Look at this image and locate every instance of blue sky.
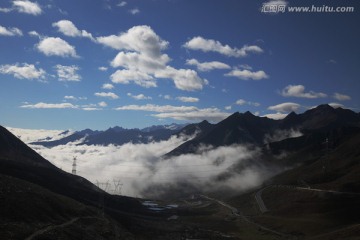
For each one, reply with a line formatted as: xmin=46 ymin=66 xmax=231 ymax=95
xmin=0 ymin=0 xmax=359 ymax=130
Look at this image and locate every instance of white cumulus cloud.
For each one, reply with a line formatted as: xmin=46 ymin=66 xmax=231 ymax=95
xmin=155 ymin=67 xmax=206 ymax=91
xmin=12 ymin=0 xmax=42 ymax=15
xmin=0 ymin=63 xmax=46 ymax=80
xmin=37 ymin=37 xmax=78 ymax=58
xmin=97 ymin=25 xmax=206 ymax=91
xmin=52 ymin=20 xmax=94 ymax=40
xmin=110 ymin=69 xmax=157 ymax=88
xmin=225 ymin=69 xmax=268 ymax=80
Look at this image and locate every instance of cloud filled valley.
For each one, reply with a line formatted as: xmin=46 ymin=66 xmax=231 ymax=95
xmin=10 ymin=127 xmax=278 ymax=199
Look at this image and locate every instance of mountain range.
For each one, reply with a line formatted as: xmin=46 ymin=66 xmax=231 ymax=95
xmin=31 ymin=105 xmax=360 ymax=161
xmin=166 ymin=104 xmax=360 ymax=156
xmin=31 ymin=123 xmax=187 ymax=147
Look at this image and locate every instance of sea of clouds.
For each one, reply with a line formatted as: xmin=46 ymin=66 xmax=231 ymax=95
xmin=7 ymin=127 xmax=281 ymax=199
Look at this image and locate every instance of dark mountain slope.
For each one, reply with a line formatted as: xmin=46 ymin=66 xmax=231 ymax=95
xmin=269 ymin=128 xmax=360 ymax=191
xmin=226 ymin=129 xmax=360 ymax=239
xmin=166 ymin=111 xmax=277 ymax=156
xmin=166 ymin=105 xmax=360 ymax=157
xmin=280 ymin=104 xmax=360 ymax=131
xmin=0 ymin=126 xmax=56 ymax=168
xmin=0 ymin=174 xmax=133 ymax=240
xmin=0 ymin=126 xmax=142 ymax=214
xmin=176 ymin=120 xmax=214 ymax=137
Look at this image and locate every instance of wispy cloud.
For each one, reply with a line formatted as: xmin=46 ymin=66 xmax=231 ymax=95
xmin=116 ymin=104 xmax=230 ymax=122
xmin=117 ymin=1 xmax=127 ymax=7
xmin=101 ymin=83 xmax=114 ymax=89
xmin=185 ymin=58 xmax=230 ymax=72
xmin=0 ymin=25 xmax=23 ymax=36
xmin=235 ymin=99 xmax=260 ymax=107
xmin=28 ymin=30 xmax=40 ymax=38
xmin=328 ymin=102 xmax=345 ymax=109
xmin=333 ymin=92 xmax=351 ymax=101
xmin=64 ymin=96 xmax=87 ymax=101
xmin=98 ymin=66 xmax=108 ymax=71
xmin=268 ymin=102 xmax=300 ymax=112
xmin=262 ymin=112 xmax=288 ymax=120
xmin=54 ymin=65 xmax=81 ymax=82
xmin=183 ymin=36 xmax=263 ymax=57
xmin=176 ymin=96 xmax=199 ymax=103
xmin=94 ymin=92 xmax=119 ymax=99
xmin=20 ymin=102 xmax=78 ymax=109
xmin=129 ymin=8 xmax=140 ymax=15
xmin=98 ymin=101 xmax=107 ymax=107
xmin=127 ymin=93 xmax=152 ymax=100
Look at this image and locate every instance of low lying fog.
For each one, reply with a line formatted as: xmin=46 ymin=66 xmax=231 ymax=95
xmin=9 ymin=127 xmax=284 ymax=199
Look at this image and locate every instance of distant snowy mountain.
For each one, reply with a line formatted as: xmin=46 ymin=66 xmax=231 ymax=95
xmin=26 ymin=123 xmax=189 ymax=147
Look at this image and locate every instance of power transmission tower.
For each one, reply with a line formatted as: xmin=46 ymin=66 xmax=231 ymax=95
xmin=95 ymin=180 xmax=110 ymax=217
xmin=321 ymin=137 xmax=332 ymax=179
xmin=72 ymin=156 xmax=77 ymax=175
xmin=112 ymin=179 xmax=123 ymax=195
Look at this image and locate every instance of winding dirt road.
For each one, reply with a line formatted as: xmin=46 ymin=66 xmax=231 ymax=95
xmin=25 ymin=217 xmax=80 ymax=240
